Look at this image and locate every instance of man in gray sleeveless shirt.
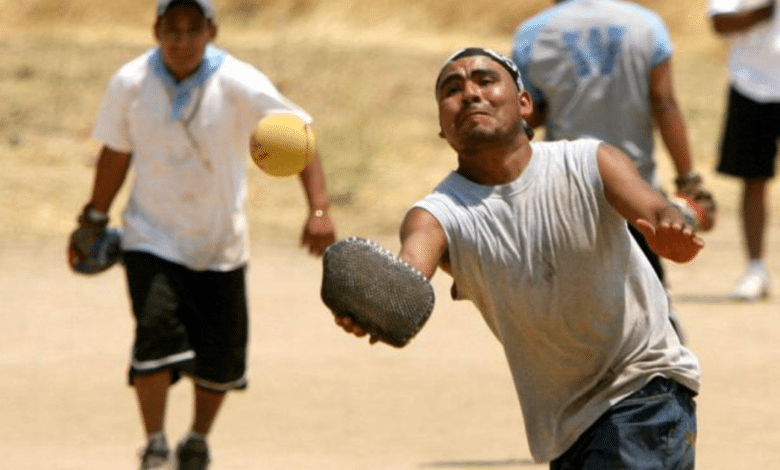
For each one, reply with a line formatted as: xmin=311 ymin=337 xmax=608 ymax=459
xmin=336 ymin=49 xmax=702 ymax=469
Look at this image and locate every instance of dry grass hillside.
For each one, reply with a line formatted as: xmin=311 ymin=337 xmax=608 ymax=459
xmin=1 ymin=0 xmax=730 ymax=242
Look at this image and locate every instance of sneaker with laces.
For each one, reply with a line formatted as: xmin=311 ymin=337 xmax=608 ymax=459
xmin=731 ymin=269 xmax=769 ymax=301
xmin=139 ymin=442 xmax=170 ymax=469
xmin=176 ymin=436 xmax=210 ymax=470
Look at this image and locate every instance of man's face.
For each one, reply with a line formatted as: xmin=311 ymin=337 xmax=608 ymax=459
xmin=154 ymin=4 xmax=216 ymax=81
xmin=436 ymin=55 xmax=530 ymax=152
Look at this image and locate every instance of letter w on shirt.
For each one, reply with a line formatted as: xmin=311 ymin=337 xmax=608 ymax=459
xmin=561 ymin=26 xmax=627 ymax=77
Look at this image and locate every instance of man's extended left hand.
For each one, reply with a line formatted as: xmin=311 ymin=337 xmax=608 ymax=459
xmin=634 ymin=218 xmax=704 ymax=263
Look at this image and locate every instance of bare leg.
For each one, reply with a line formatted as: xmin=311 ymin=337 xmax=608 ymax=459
xmin=731 ymin=178 xmax=771 ymax=300
xmin=135 ymin=369 xmax=172 ymax=435
xmin=743 ymin=178 xmax=768 ymax=261
xmin=175 ymin=387 xmax=223 ymax=470
xmin=191 ymin=385 xmax=226 ymax=435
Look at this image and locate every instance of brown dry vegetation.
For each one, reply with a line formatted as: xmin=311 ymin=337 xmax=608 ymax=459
xmin=1 ymin=0 xmax=730 ymax=242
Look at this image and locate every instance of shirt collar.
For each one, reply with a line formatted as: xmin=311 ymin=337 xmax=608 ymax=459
xmin=150 ymin=45 xmax=226 ymax=119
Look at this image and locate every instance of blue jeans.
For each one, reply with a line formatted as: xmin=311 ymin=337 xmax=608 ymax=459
xmin=550 ymin=376 xmax=697 ymax=470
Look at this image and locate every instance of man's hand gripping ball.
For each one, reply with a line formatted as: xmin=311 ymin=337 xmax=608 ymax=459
xmin=673 ymin=172 xmax=717 ymax=232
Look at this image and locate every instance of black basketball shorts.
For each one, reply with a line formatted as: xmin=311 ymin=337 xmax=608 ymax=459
xmin=123 ymin=251 xmax=248 ymax=391
xmin=717 ymin=86 xmax=780 ymax=179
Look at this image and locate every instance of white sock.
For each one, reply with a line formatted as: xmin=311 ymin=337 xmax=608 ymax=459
xmin=147 ymin=431 xmax=168 ymax=449
xmin=748 ymin=260 xmax=767 ymax=274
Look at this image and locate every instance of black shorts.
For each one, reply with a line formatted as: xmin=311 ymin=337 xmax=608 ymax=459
xmin=124 ymin=251 xmax=248 ymax=391
xmin=627 ymin=224 xmax=665 ymax=285
xmin=717 ymin=87 xmax=780 ymax=179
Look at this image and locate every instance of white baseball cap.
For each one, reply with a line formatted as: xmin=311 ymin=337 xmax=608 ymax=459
xmin=157 ymin=0 xmax=215 ymax=20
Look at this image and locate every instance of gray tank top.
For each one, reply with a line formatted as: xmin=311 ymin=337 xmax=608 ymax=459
xmin=413 ymin=139 xmax=700 ymax=462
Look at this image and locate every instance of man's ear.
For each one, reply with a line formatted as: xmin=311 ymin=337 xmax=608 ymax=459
xmin=522 ymin=90 xmax=548 ymax=129
xmin=518 ymin=91 xmax=534 ymax=118
xmin=439 ymin=129 xmax=445 ymax=139
xmin=153 ymin=19 xmax=162 ymax=41
xmin=208 ymin=23 xmax=218 ymax=41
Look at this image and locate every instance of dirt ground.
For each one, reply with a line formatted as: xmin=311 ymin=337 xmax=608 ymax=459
xmin=2 ymin=201 xmax=780 ymax=470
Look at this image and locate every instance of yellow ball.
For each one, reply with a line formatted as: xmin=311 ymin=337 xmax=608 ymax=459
xmin=249 ymin=113 xmax=315 ymax=177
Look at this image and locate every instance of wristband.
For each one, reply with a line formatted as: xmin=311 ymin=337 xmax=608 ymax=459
xmin=80 ymin=204 xmax=109 ymax=224
xmin=674 ymin=172 xmax=702 ymax=189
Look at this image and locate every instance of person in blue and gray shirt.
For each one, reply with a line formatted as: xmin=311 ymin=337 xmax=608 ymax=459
xmin=512 ymin=0 xmax=708 ymax=340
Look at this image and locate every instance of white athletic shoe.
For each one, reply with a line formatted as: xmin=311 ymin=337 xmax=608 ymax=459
xmin=731 ymin=269 xmax=770 ymax=301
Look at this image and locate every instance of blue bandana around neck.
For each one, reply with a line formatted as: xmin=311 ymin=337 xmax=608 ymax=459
xmin=150 ymin=45 xmax=226 ymax=119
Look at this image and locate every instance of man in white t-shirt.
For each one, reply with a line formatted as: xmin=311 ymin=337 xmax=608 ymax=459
xmin=69 ymin=1 xmax=336 ymax=469
xmin=336 ymin=48 xmax=702 ymax=469
xmin=709 ymin=0 xmax=780 ymax=300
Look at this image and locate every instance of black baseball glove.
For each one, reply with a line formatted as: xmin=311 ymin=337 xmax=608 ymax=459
xmin=321 ymin=237 xmax=435 ymax=347
xmin=68 ymin=205 xmax=122 ymax=275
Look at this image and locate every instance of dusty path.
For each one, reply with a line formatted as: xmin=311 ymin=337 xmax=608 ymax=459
xmin=2 ymin=206 xmax=780 ymax=470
